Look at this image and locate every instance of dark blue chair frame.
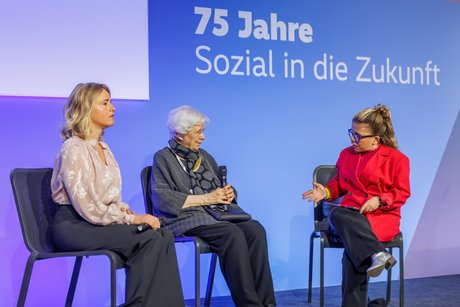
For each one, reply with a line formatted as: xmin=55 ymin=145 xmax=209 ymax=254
xmin=10 ymin=168 xmax=125 ymax=307
xmin=307 ymin=165 xmax=404 ymax=307
xmin=141 ymin=166 xmax=218 ymax=307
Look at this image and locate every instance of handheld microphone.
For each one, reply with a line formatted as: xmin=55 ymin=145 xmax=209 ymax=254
xmin=218 ymin=165 xmax=227 ymax=188
xmin=218 ymin=165 xmax=228 ymax=211
xmin=136 ymin=223 xmax=151 ymax=233
xmin=136 ymin=217 xmax=165 ymax=233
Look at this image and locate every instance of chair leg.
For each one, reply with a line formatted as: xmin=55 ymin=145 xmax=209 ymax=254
xmin=399 ymin=241 xmax=404 ymax=307
xmin=204 ymin=253 xmax=218 ymax=306
xmin=308 ymin=232 xmax=315 ymax=303
xmin=65 ymin=256 xmax=83 ymax=307
xmin=194 ymin=242 xmax=201 ymax=307
xmin=386 ymin=247 xmax=393 ymax=305
xmin=17 ymin=254 xmax=37 ymax=307
xmin=320 ymin=237 xmax=325 ymax=307
xmin=109 ymin=257 xmax=118 ymax=307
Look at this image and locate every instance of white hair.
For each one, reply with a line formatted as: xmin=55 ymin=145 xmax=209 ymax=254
xmin=167 ymin=105 xmax=210 ymax=139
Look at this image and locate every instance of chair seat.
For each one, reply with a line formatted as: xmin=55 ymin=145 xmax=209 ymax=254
xmin=175 ymin=236 xmax=213 ymax=254
xmin=383 ymin=232 xmax=403 ymax=248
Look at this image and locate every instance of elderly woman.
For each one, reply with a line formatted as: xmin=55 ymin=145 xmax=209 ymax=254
xmin=303 ymin=104 xmax=410 ymax=307
xmin=150 ymin=105 xmax=276 ymax=307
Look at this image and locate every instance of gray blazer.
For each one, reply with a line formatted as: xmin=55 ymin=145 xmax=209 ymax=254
xmin=150 ymin=147 xmax=237 ymax=236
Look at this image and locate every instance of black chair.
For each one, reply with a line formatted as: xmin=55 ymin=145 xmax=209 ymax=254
xmin=307 ymin=165 xmax=404 ymax=307
xmin=140 ymin=166 xmax=218 ymax=307
xmin=10 ymin=168 xmax=126 ymax=307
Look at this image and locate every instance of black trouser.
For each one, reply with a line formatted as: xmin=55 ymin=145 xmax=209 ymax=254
xmin=52 ymin=205 xmax=185 ymax=307
xmin=329 ymin=207 xmax=385 ymax=307
xmin=185 ymin=220 xmax=276 ymax=307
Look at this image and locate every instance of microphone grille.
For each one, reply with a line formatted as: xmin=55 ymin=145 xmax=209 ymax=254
xmin=218 ymin=165 xmax=227 ymax=176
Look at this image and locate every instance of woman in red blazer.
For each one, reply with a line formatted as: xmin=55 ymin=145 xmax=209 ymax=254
xmin=303 ymin=104 xmax=410 ymax=307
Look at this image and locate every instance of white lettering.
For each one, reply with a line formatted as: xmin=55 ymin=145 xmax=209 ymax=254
xmin=231 ymin=56 xmax=244 ymax=76
xmin=195 ymin=45 xmax=212 ymax=74
xmin=214 ymin=54 xmax=229 ymax=75
xmin=313 ymin=53 xmax=348 ymax=81
xmin=195 ymin=45 xmax=275 ymax=78
xmin=356 ymin=56 xmax=372 ymax=83
xmin=253 ymin=19 xmax=270 ymax=40
xmin=238 ymin=11 xmax=252 ymax=38
xmin=356 ymin=56 xmax=441 ymax=86
xmin=238 ymin=11 xmax=313 ymax=43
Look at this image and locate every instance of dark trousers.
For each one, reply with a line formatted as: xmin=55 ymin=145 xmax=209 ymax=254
xmin=185 ymin=220 xmax=276 ymax=307
xmin=329 ymin=207 xmax=385 ymax=307
xmin=52 ymin=205 xmax=185 ymax=307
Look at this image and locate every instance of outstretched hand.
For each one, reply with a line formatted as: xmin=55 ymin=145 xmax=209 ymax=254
xmin=302 ymin=182 xmax=327 ymax=203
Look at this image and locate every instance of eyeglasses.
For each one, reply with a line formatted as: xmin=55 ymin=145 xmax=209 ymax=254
xmin=348 ymin=129 xmax=375 ymax=143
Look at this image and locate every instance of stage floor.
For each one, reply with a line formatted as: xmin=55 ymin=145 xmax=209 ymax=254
xmin=186 ymin=274 xmax=460 ymax=307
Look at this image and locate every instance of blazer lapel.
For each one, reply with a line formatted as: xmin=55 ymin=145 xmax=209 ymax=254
xmin=361 ymin=146 xmax=390 ymax=184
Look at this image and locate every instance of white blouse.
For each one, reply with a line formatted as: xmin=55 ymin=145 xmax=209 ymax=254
xmin=51 ymin=136 xmax=134 ymax=225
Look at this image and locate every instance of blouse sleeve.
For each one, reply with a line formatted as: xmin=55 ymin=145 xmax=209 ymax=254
xmin=58 ymin=141 xmax=134 ymax=225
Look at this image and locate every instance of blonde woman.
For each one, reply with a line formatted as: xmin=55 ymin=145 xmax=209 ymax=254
xmin=51 ymin=83 xmax=184 ymax=306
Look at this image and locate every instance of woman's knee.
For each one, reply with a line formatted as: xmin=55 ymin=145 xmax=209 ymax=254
xmin=223 ymin=223 xmax=248 ymax=247
xmin=152 ymin=229 xmax=176 ymax=250
xmin=242 ymin=220 xmax=267 ymax=242
xmin=137 ymin=228 xmax=174 ymax=249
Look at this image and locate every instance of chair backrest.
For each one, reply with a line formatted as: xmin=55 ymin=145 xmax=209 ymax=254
xmin=140 ymin=166 xmax=153 ymax=215
xmin=10 ymin=168 xmax=57 ymax=254
xmin=312 ymin=165 xmax=337 ymax=232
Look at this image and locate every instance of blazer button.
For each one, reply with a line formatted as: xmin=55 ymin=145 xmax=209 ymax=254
xmin=348 ymin=192 xmax=352 ymax=196
xmin=364 ymin=193 xmax=369 ymax=198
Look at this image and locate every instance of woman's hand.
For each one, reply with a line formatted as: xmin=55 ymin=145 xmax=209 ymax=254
xmin=121 ymin=207 xmax=134 ymax=215
xmin=208 ymin=187 xmax=232 ymax=205
xmin=302 ymin=182 xmax=327 ymax=202
xmin=183 ymin=185 xmax=234 ymax=208
xmin=133 ymin=214 xmax=161 ymax=230
xmin=360 ymin=196 xmax=380 ymax=214
xmin=223 ymin=184 xmax=235 ymax=203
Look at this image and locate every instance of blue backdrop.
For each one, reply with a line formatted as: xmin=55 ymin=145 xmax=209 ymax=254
xmin=1 ymin=1 xmax=460 ymax=306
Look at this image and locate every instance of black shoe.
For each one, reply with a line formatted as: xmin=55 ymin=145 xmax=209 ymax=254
xmin=367 ymin=251 xmax=396 ymax=277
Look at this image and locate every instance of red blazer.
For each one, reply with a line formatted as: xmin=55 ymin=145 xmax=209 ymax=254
xmin=326 ymin=145 xmax=411 ymax=242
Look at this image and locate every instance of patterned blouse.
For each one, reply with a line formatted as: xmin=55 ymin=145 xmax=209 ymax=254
xmin=51 ymin=136 xmax=134 ymax=225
